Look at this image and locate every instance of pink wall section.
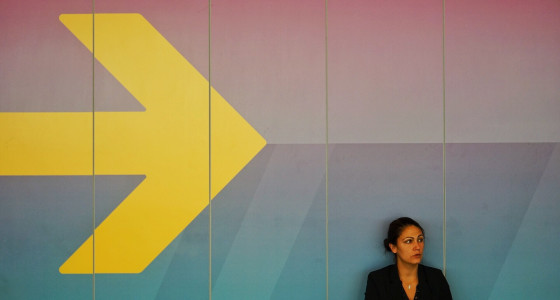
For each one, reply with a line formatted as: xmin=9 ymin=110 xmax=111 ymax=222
xmin=329 ymin=0 xmax=444 ymax=143
xmin=446 ymin=0 xmax=560 ymax=142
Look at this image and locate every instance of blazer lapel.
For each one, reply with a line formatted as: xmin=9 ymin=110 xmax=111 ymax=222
xmin=418 ymin=264 xmax=433 ymax=299
xmin=389 ymin=264 xmax=404 ymax=299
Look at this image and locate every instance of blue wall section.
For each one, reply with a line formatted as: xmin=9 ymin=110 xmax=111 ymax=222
xmin=328 ymin=144 xmax=444 ymax=299
xmin=446 ymin=143 xmax=558 ymax=299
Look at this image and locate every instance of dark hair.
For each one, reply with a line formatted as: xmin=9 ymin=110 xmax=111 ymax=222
xmin=383 ymin=217 xmax=424 ymax=252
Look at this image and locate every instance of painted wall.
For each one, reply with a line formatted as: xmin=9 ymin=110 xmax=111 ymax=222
xmin=1 ymin=0 xmax=559 ymax=299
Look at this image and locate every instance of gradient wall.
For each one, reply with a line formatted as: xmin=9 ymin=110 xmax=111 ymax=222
xmin=1 ymin=0 xmax=559 ymax=299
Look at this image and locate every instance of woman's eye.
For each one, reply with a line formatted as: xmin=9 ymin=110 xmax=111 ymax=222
xmin=418 ymin=238 xmax=424 ymax=243
xmin=404 ymin=240 xmax=411 ymax=244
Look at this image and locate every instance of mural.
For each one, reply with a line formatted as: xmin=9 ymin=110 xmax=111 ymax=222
xmin=1 ymin=0 xmax=559 ymax=299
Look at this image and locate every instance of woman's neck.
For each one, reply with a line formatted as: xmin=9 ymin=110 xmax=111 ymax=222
xmin=396 ymin=260 xmax=419 ymax=282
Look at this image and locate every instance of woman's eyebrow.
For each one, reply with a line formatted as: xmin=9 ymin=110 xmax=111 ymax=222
xmin=402 ymin=234 xmax=423 ymax=240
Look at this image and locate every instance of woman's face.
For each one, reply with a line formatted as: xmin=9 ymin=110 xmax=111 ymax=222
xmin=389 ymin=225 xmax=424 ymax=266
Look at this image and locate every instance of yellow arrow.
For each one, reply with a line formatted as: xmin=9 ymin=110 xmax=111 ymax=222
xmin=0 ymin=13 xmax=266 ymax=273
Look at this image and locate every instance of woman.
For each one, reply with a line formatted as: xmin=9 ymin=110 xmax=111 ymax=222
xmin=365 ymin=217 xmax=452 ymax=300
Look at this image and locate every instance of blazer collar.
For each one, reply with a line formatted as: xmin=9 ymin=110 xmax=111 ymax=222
xmin=389 ymin=264 xmax=434 ymax=299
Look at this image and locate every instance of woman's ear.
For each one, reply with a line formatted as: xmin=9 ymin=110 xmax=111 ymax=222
xmin=389 ymin=243 xmax=397 ymax=254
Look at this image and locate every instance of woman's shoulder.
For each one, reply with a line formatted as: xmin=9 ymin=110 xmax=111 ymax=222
xmin=368 ymin=264 xmax=394 ymax=274
xmin=419 ymin=264 xmax=445 ymax=278
xmin=419 ymin=264 xmax=450 ymax=289
xmin=419 ymin=264 xmax=453 ymax=298
xmin=367 ymin=265 xmax=396 ymax=281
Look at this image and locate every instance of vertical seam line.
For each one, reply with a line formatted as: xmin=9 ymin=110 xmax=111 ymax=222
xmin=208 ymin=0 xmax=213 ymax=299
xmin=91 ymin=3 xmax=96 ymax=299
xmin=442 ymin=0 xmax=447 ymax=276
xmin=325 ymin=0 xmax=329 ymax=299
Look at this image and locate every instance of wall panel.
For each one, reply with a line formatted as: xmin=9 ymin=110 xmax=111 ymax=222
xmin=328 ymin=1 xmax=445 ymax=298
xmin=445 ymin=0 xmax=560 ymax=299
xmin=210 ymin=1 xmax=326 ymax=298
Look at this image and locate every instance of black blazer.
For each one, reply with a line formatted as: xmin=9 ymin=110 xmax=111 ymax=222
xmin=365 ymin=264 xmax=452 ymax=300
